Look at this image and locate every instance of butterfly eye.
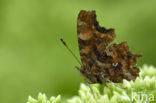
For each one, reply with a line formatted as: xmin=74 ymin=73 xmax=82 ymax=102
xmin=112 ymin=63 xmax=118 ymax=67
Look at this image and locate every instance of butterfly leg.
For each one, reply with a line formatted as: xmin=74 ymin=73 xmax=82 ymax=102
xmin=75 ymin=66 xmax=96 ymax=99
xmin=105 ymin=82 xmax=109 ymax=88
xmin=86 ymin=81 xmax=96 ymax=98
xmin=75 ymin=66 xmax=80 ymax=70
xmin=107 ymin=80 xmax=125 ymax=89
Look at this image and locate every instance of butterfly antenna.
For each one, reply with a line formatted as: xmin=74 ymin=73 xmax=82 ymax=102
xmin=60 ymin=38 xmax=82 ymax=66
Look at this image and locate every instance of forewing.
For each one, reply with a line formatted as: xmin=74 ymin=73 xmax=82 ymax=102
xmin=77 ymin=10 xmax=116 ymax=67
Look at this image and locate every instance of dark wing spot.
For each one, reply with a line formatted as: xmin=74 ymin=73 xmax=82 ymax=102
xmin=127 ymin=54 xmax=132 ymax=59
xmin=94 ymin=20 xmax=107 ymax=33
xmin=97 ymin=76 xmax=102 ymax=84
xmin=94 ymin=48 xmax=101 ymax=59
xmin=79 ymin=39 xmax=91 ymax=46
xmin=92 ymin=33 xmax=98 ymax=38
xmin=97 ymin=39 xmax=101 ymax=44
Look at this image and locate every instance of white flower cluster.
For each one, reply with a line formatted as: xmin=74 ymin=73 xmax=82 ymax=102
xmin=27 ymin=93 xmax=61 ymax=103
xmin=27 ymin=65 xmax=156 ymax=103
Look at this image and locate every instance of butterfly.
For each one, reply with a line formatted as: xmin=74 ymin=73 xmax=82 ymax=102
xmin=61 ymin=10 xmax=142 ymax=84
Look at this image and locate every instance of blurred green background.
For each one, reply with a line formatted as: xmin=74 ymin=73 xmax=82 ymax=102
xmin=0 ymin=0 xmax=156 ymax=103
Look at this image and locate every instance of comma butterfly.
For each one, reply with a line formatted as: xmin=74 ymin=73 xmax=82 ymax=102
xmin=61 ymin=10 xmax=142 ymax=84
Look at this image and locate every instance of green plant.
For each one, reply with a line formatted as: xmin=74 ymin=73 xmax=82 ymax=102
xmin=27 ymin=65 xmax=156 ymax=103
